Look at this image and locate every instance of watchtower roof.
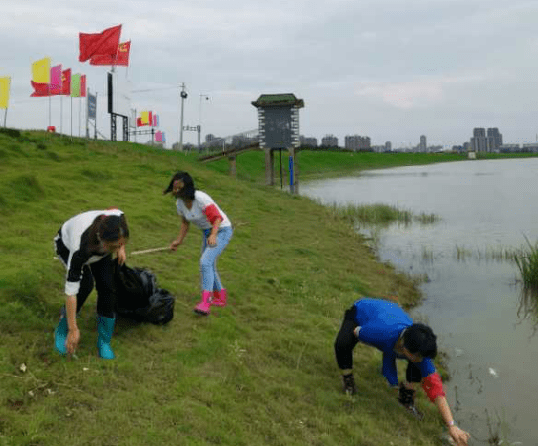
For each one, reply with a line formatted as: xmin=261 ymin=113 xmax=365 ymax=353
xmin=251 ymin=93 xmax=304 ymax=108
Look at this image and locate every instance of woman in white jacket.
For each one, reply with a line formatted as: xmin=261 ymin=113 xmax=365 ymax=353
xmin=54 ymin=209 xmax=129 ymax=359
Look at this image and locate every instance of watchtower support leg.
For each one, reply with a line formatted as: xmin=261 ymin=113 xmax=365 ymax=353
xmin=264 ymin=148 xmax=274 ymax=186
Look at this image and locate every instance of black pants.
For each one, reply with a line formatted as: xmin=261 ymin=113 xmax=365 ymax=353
xmin=334 ymin=306 xmax=422 ymax=383
xmin=55 ymin=236 xmax=116 ymax=318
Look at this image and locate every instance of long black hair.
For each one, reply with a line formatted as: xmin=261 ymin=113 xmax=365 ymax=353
xmin=87 ymin=213 xmax=129 ymax=251
xmin=163 ymin=171 xmax=196 ymax=200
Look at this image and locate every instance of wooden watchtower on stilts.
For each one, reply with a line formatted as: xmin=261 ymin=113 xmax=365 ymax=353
xmin=251 ymin=94 xmax=304 ymax=193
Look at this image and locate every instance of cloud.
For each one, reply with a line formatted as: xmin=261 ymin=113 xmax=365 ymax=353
xmin=355 ymin=74 xmax=486 ymax=110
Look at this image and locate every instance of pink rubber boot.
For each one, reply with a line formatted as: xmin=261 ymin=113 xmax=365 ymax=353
xmin=194 ymin=291 xmax=212 ymax=315
xmin=211 ymin=289 xmax=227 ymax=307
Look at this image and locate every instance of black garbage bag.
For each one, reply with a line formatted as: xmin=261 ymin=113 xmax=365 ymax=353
xmin=115 ymin=263 xmax=175 ymax=325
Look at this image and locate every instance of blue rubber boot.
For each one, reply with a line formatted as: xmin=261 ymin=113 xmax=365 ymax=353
xmin=97 ymin=315 xmax=116 ymax=360
xmin=54 ymin=308 xmax=68 ymax=355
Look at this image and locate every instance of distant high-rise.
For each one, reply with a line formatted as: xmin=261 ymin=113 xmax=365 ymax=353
xmin=487 ymin=128 xmax=503 ymax=151
xmin=321 ymin=134 xmax=339 ymax=147
xmin=471 ymin=127 xmax=488 ymax=152
xmin=419 ymin=135 xmax=427 ymax=152
xmin=385 ymin=141 xmax=392 ymax=152
xmin=344 ymin=135 xmax=371 ymax=151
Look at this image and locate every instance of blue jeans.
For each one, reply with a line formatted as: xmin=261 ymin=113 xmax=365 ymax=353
xmin=200 ymin=226 xmax=233 ymax=292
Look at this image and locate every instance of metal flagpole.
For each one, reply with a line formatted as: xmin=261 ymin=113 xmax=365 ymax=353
xmin=79 ymin=95 xmax=81 ymax=137
xmin=60 ymin=96 xmax=63 ymax=134
xmin=70 ymin=96 xmax=73 ymax=138
xmin=86 ymin=88 xmax=89 ymax=138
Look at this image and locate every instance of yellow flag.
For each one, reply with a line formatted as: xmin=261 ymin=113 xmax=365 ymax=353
xmin=0 ymin=76 xmax=10 ymax=109
xmin=140 ymin=111 xmax=149 ymax=124
xmin=32 ymin=57 xmax=51 ymax=83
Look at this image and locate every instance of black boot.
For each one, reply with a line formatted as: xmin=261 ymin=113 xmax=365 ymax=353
xmin=398 ymin=382 xmax=424 ymax=420
xmin=342 ymin=373 xmax=356 ymax=396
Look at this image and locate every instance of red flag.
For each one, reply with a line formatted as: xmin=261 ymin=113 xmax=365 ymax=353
xmin=80 ymin=75 xmax=87 ymax=97
xmin=61 ymin=69 xmax=71 ymax=95
xmin=136 ymin=117 xmax=143 ymax=127
xmin=79 ymin=24 xmax=122 ymax=62
xmin=90 ymin=41 xmax=130 ymax=66
xmin=30 ymin=81 xmax=50 ymax=97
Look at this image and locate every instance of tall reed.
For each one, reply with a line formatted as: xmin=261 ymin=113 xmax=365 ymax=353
xmin=514 ymin=237 xmax=538 ymax=290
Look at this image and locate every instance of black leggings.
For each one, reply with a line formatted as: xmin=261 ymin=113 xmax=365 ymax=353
xmin=56 ymin=239 xmax=117 ymax=318
xmin=334 ymin=306 xmax=422 ymax=383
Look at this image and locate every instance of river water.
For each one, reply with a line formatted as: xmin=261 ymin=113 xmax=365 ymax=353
xmin=300 ymin=158 xmax=538 ymax=446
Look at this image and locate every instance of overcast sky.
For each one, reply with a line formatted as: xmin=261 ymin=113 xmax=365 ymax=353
xmin=1 ymin=0 xmax=537 ymax=149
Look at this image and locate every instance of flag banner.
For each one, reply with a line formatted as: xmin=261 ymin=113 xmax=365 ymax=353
xmin=79 ymin=24 xmax=122 ymax=62
xmin=148 ymin=111 xmax=153 ymax=126
xmin=140 ymin=110 xmax=149 ymax=125
xmin=152 ymin=114 xmax=159 ymax=127
xmin=88 ymin=92 xmax=97 ymax=119
xmin=71 ymin=73 xmax=81 ymax=97
xmin=155 ymin=131 xmax=165 ymax=142
xmin=90 ymin=40 xmax=131 ymax=66
xmin=80 ymin=75 xmax=87 ymax=97
xmin=32 ymin=57 xmax=51 ymax=83
xmin=0 ymin=76 xmax=11 ymax=109
xmin=30 ymin=81 xmax=50 ymax=97
xmin=136 ymin=117 xmax=143 ymax=127
xmin=61 ymin=68 xmax=71 ymax=95
xmin=49 ymin=65 xmax=62 ymax=95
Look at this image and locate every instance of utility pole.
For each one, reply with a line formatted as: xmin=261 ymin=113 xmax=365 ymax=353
xmin=179 ymin=83 xmax=187 ymax=151
xmin=198 ymin=94 xmax=209 ymax=151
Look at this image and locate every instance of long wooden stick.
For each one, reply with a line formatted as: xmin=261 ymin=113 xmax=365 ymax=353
xmin=130 ymin=246 xmax=169 ymax=256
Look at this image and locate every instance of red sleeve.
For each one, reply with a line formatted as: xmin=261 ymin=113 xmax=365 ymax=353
xmin=203 ymin=204 xmax=223 ymax=225
xmin=422 ymin=372 xmax=445 ymax=402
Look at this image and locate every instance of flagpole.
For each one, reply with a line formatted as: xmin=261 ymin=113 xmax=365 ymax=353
xmin=79 ymin=96 xmax=81 ymax=137
xmin=60 ymin=97 xmax=63 ymax=134
xmin=86 ymin=88 xmax=89 ymax=139
xmin=70 ymin=96 xmax=73 ymax=138
xmin=95 ymin=92 xmax=98 ymax=140
xmin=48 ymin=86 xmax=51 ymax=127
xmin=3 ymin=108 xmax=7 ymax=127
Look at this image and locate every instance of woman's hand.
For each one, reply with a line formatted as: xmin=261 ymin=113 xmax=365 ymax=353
xmin=449 ymin=425 xmax=470 ymax=446
xmin=207 ymin=234 xmax=217 ymax=247
xmin=66 ymin=328 xmax=80 ymax=355
xmin=170 ymin=240 xmax=181 ymax=252
xmin=117 ymin=245 xmax=126 ymax=265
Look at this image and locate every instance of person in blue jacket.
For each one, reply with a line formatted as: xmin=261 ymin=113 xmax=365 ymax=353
xmin=334 ymin=297 xmax=470 ymax=446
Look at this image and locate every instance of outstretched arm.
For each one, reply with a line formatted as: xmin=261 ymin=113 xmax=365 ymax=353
xmin=434 ymin=395 xmax=470 ymax=446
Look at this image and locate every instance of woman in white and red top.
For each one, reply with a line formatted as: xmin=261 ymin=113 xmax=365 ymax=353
xmin=163 ymin=171 xmax=233 ymax=316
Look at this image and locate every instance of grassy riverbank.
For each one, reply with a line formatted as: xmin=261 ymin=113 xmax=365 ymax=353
xmin=197 ymin=148 xmax=537 ymax=184
xmin=1 ymin=129 xmax=452 ymax=445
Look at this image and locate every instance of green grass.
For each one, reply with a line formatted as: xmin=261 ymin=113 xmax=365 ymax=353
xmin=326 ymin=202 xmax=439 ymax=226
xmin=514 ymin=237 xmax=538 ymax=290
xmin=0 ymin=129 xmax=452 ymax=445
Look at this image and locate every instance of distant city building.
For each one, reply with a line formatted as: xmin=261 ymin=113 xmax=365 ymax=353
xmin=321 ymin=134 xmax=339 ymax=147
xmin=344 ymin=135 xmax=370 ymax=151
xmin=522 ymin=143 xmax=538 ymax=153
xmin=471 ymin=127 xmax=488 ymax=152
xmin=419 ymin=135 xmax=427 ymax=152
xmin=385 ymin=141 xmax=392 ymax=152
xmin=371 ymin=145 xmax=385 ymax=152
xmin=487 ymin=128 xmax=503 ymax=151
xmin=205 ymin=134 xmax=216 ymax=142
xmin=499 ymin=144 xmax=520 ymax=153
xmin=300 ymin=135 xmax=318 ymax=147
